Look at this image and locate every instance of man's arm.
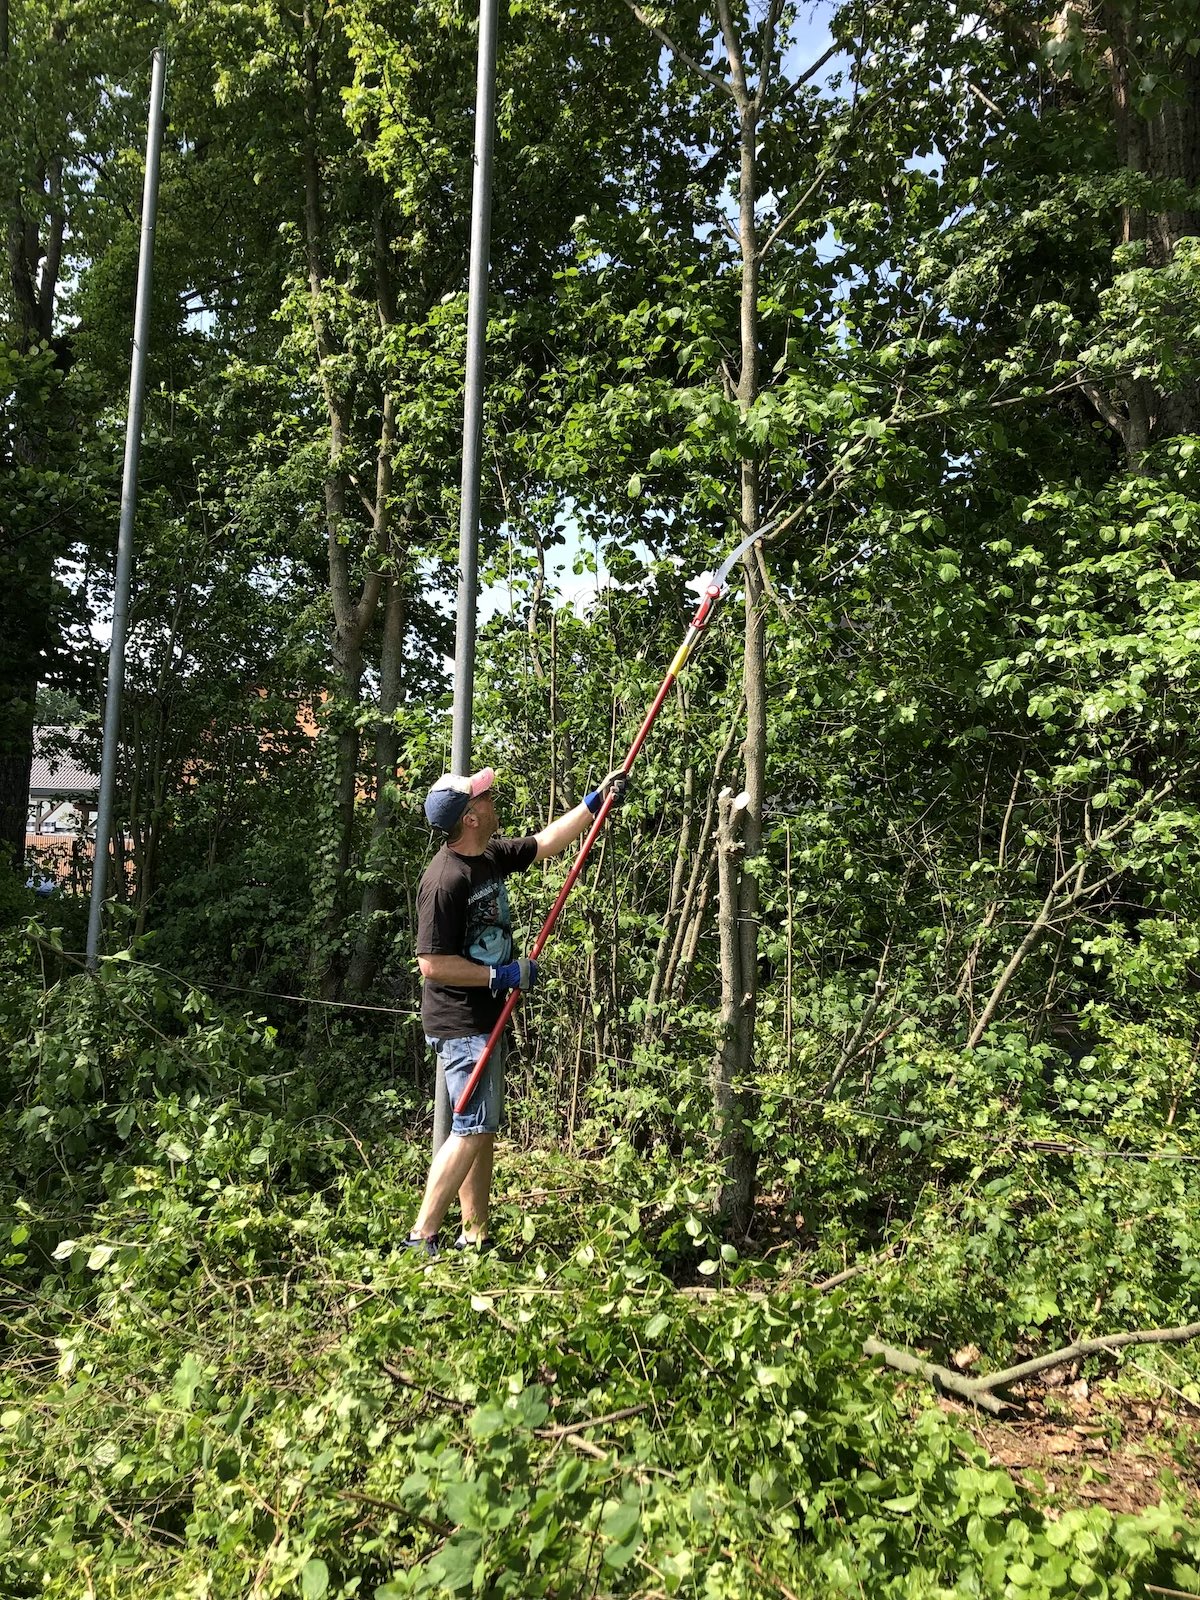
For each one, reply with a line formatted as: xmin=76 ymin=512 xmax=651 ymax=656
xmin=533 ymin=770 xmax=629 ymax=862
xmin=532 ymin=800 xmax=593 ymax=862
xmin=418 ymin=952 xmax=537 ymax=994
xmin=418 ymin=954 xmax=491 ymax=985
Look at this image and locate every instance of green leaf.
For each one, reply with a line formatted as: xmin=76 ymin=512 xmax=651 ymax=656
xmin=604 ymin=1535 xmax=641 ymax=1569
xmin=302 ymin=1558 xmax=329 ymax=1599
xmin=882 ymin=1492 xmax=920 ymax=1512
xmin=428 ymin=1534 xmax=482 ymax=1592
xmin=469 ymin=1404 xmax=508 ymax=1439
xmin=172 ymin=1354 xmax=204 ymax=1411
xmin=600 ymin=1491 xmax=641 ymax=1568
xmin=755 ymin=1365 xmax=789 ymax=1387
xmin=603 ymin=1500 xmax=640 ymax=1542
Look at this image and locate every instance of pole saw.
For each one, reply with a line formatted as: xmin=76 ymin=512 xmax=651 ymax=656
xmin=454 ymin=522 xmax=771 ymax=1116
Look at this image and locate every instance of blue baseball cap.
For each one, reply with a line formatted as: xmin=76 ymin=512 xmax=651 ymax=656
xmin=423 ymin=767 xmax=495 ymax=831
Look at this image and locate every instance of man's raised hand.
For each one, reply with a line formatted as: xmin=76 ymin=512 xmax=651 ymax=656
xmin=584 ymin=769 xmax=631 ymax=815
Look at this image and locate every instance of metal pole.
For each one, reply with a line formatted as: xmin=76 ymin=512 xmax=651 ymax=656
xmin=435 ymin=0 xmax=500 ymax=1151
xmin=86 ymin=46 xmax=167 ymax=970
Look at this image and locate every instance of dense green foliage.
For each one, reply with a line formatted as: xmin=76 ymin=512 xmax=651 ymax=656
xmin=1 ymin=938 xmax=1199 ymax=1597
xmin=5 ymin=0 xmax=1200 ymax=1589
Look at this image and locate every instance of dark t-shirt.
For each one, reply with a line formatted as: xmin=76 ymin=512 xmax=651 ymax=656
xmin=416 ymin=834 xmax=539 ymax=1038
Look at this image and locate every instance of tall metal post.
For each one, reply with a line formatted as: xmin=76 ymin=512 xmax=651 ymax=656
xmin=449 ymin=0 xmax=500 ymax=776
xmin=434 ymin=0 xmax=501 ymax=1152
xmin=86 ymin=46 xmax=167 ymax=969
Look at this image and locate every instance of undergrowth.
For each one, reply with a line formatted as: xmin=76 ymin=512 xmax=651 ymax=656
xmin=4 ymin=1155 xmax=1200 ymax=1600
xmin=1 ymin=924 xmax=1199 ymax=1597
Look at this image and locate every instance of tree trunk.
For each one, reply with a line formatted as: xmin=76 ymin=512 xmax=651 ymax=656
xmin=642 ymin=733 xmax=694 ymax=1039
xmin=713 ymin=787 xmax=755 ymax=1233
xmin=301 ymin=14 xmax=383 ymax=994
xmin=719 ymin=10 xmax=767 ymax=1224
xmin=0 ymin=666 xmax=36 ymax=872
xmin=132 ymin=691 xmax=171 ymax=938
xmin=318 ymin=637 xmax=366 ymax=995
xmin=343 ymin=217 xmax=405 ymax=995
xmin=674 ymin=841 xmax=718 ymax=996
xmin=659 ymin=697 xmax=743 ymax=1013
xmin=1088 ymin=2 xmax=1200 ymax=459
xmin=622 ymin=14 xmax=777 ymax=1210
xmin=346 ymin=570 xmax=407 ymax=995
xmin=1 ymin=22 xmax=67 ymax=873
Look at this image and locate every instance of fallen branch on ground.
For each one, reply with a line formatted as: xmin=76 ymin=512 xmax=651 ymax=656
xmin=336 ymin=1488 xmax=452 ymax=1537
xmin=974 ymin=1321 xmax=1200 ymax=1392
xmin=680 ymin=1242 xmax=900 ymax=1301
xmin=535 ymin=1403 xmax=649 ymax=1439
xmin=866 ymin=1320 xmax=1200 ymax=1413
xmin=864 ymin=1338 xmax=1012 ymax=1414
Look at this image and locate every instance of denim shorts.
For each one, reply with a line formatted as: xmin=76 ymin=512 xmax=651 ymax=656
xmin=427 ymin=1033 xmax=504 ymax=1136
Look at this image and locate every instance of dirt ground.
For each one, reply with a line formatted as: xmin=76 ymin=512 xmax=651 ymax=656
xmin=934 ymin=1363 xmax=1200 ymax=1517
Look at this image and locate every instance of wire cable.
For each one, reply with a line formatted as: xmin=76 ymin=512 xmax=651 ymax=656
xmin=49 ymin=946 xmax=1200 ymax=1169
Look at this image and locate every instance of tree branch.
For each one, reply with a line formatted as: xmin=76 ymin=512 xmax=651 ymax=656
xmin=790 ymin=36 xmax=841 ymax=93
xmin=871 ymin=1320 xmax=1200 ymax=1415
xmin=1081 ymin=379 xmax=1129 ymax=443
xmin=763 ymin=36 xmax=844 ymax=119
xmin=715 ymin=0 xmax=751 ymax=108
xmin=536 ymin=1404 xmax=649 ymax=1439
xmin=620 ymin=0 xmax=734 ymax=98
xmin=753 ymin=0 xmax=785 ymax=113
xmin=758 ymin=168 xmax=827 ymax=261
xmin=864 ymin=1339 xmax=1013 ymax=1414
xmin=823 ymin=924 xmax=897 ymax=1095
xmin=337 ymin=1488 xmax=452 ymax=1538
xmin=980 ymin=1321 xmax=1200 ymax=1395
xmin=759 ymin=85 xmax=892 ymax=261
xmin=967 ymin=79 xmax=1005 ymax=119
xmin=759 ymin=365 xmax=1141 ymax=553
xmin=964 ymin=783 xmax=1175 ymax=1049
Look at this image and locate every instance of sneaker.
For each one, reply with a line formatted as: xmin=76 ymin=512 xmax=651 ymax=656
xmin=400 ymin=1232 xmax=441 ymax=1258
xmin=453 ymin=1233 xmax=492 ymax=1253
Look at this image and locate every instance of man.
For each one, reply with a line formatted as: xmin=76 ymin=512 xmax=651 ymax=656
xmin=404 ymin=764 xmax=627 ymax=1256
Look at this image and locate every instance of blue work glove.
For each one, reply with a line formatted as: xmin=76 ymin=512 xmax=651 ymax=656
xmin=489 ymin=957 xmax=538 ymax=994
xmin=584 ymin=769 xmax=630 ymax=815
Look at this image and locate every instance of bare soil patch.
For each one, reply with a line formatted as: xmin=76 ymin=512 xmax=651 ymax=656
xmin=938 ymin=1368 xmax=1200 ymax=1517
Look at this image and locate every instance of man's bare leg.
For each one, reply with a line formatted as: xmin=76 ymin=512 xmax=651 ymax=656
xmin=411 ymin=1133 xmax=484 ymax=1239
xmin=457 ymin=1134 xmax=495 ymax=1241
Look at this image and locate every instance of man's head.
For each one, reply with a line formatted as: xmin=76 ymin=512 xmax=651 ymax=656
xmin=423 ymin=768 xmax=497 ymax=849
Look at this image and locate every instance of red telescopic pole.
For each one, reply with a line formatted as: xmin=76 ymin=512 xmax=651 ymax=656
xmin=454 ymin=529 xmax=766 ymax=1115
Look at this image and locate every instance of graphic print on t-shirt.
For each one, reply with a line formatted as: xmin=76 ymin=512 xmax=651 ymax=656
xmin=464 ymin=877 xmax=513 ymax=966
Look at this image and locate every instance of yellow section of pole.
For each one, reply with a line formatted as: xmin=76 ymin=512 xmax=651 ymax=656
xmin=668 ymin=638 xmax=693 ymax=678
